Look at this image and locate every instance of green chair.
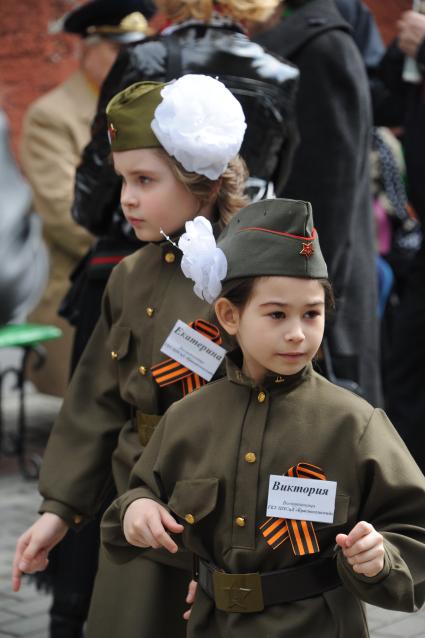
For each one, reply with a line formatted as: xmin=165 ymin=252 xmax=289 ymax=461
xmin=0 ymin=323 xmax=62 ymax=478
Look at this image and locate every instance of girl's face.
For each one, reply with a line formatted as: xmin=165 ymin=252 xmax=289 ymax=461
xmin=217 ymin=276 xmax=325 ymax=385
xmin=114 ymin=148 xmax=212 ymax=242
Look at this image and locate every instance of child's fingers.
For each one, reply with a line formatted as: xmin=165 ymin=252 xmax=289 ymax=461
xmin=342 ymin=529 xmax=381 ymax=558
xmin=351 ymin=556 xmax=384 ymax=578
xmin=185 ymin=579 xmax=198 ymax=604
xmin=335 ymin=533 xmax=348 ymax=548
xmin=160 ymin=509 xmax=184 ymax=535
xmin=344 ymin=521 xmax=373 ymax=548
xmin=345 ymin=544 xmax=385 ymax=567
xmin=146 ymin=514 xmax=179 ymax=553
xmin=183 ymin=608 xmax=192 ymax=621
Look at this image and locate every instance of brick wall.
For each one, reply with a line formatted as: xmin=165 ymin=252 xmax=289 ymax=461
xmin=0 ymin=0 xmax=415 ymax=157
xmin=365 ymin=0 xmax=412 ymax=44
xmin=0 ymin=0 xmax=84 ymax=157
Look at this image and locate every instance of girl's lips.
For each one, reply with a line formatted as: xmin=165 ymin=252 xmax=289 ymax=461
xmin=278 ymin=353 xmax=304 ymax=357
xmin=127 ymin=217 xmax=144 ymax=225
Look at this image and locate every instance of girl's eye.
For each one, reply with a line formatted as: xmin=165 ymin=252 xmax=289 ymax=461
xmin=139 ymin=176 xmax=151 ymax=185
xmin=304 ymin=310 xmax=321 ymax=319
xmin=269 ymin=311 xmax=285 ymax=320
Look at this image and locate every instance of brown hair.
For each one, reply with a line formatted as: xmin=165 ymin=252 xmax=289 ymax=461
xmin=219 ymin=276 xmax=335 ymax=316
xmin=156 ymin=149 xmax=249 ymax=229
xmin=161 ymin=0 xmax=279 ymax=25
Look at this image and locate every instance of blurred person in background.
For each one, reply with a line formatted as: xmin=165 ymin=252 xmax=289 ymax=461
xmin=20 ymin=3 xmax=156 ymax=636
xmin=20 ymin=0 xmax=153 ymax=398
xmin=254 ymin=0 xmax=382 ymax=406
xmin=0 ymin=108 xmax=47 ymax=325
xmin=377 ymin=8 xmax=425 ymax=474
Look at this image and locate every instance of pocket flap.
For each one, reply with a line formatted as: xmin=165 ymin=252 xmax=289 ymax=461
xmin=107 ymin=325 xmax=131 ymax=360
xmin=316 ymin=493 xmax=350 ymax=530
xmin=168 ymin=478 xmax=219 ymax=524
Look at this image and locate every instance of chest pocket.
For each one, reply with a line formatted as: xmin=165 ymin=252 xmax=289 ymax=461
xmin=168 ymin=478 xmax=219 ymax=526
xmin=107 ymin=324 xmax=144 ymax=404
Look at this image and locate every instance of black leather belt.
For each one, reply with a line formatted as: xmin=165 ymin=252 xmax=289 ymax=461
xmin=196 ymin=557 xmax=341 ymax=613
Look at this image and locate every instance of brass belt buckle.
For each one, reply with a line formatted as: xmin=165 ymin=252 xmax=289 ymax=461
xmin=212 ymin=571 xmax=264 ymax=613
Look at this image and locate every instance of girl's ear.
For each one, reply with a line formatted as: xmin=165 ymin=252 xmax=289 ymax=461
xmin=214 ymin=297 xmax=240 ymax=336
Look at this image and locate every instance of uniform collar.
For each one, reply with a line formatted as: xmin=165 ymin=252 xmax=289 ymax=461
xmin=226 ymin=348 xmax=311 ymax=393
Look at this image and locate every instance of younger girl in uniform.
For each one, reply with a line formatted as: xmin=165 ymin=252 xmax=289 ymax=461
xmin=102 ymin=198 xmax=425 ymax=637
xmin=12 ymin=75 xmax=247 ymax=638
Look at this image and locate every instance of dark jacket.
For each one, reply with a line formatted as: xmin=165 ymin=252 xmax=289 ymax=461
xmin=255 ymin=0 xmax=381 ymax=405
xmin=72 ymin=20 xmax=299 ymax=238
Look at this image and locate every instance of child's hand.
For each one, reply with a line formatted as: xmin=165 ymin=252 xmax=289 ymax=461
xmin=336 ymin=521 xmax=385 ymax=578
xmin=12 ymin=513 xmax=69 ymax=592
xmin=183 ymin=580 xmax=198 ymax=621
xmin=123 ymin=498 xmax=184 ymax=554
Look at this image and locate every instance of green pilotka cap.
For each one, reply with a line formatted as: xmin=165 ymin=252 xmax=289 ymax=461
xmin=218 ymin=198 xmax=328 ymax=280
xmin=106 ymin=81 xmax=165 ymax=151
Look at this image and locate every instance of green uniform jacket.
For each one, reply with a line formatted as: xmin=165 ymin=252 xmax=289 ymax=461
xmin=103 ymin=353 xmax=425 ymax=638
xmin=38 ymin=240 xmax=217 ymax=637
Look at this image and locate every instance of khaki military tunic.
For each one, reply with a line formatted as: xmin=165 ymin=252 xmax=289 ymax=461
xmin=103 ymin=352 xmax=425 ymax=638
xmin=38 ymin=241 xmax=217 ymax=638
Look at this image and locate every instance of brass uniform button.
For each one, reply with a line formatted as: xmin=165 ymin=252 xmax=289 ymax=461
xmin=146 ymin=307 xmax=154 ymax=317
xmin=235 ymin=516 xmax=246 ymax=528
xmin=257 ymin=391 xmax=266 ymax=403
xmin=138 ymin=366 xmax=147 ymax=376
xmin=111 ymin=351 xmax=118 ymax=360
xmin=185 ymin=514 xmax=195 ymax=525
xmin=73 ymin=514 xmax=83 ymax=525
xmin=164 ymin=251 xmax=176 ymax=264
xmin=244 ymin=452 xmax=256 ymax=464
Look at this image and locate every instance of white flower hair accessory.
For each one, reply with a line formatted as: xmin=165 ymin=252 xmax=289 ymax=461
xmin=151 ymin=74 xmax=247 ymax=180
xmin=175 ymin=216 xmax=227 ymax=303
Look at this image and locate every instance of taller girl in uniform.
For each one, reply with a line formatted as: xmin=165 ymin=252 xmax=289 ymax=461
xmin=12 ymin=75 xmax=248 ymax=638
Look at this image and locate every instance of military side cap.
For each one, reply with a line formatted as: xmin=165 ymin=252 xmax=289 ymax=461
xmin=106 ymin=82 xmax=165 ymax=151
xmin=63 ymin=0 xmax=156 ymax=36
xmin=218 ymin=198 xmax=328 ymax=280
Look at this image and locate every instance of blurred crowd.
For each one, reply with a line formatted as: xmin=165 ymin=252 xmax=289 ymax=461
xmin=1 ymin=0 xmax=425 ymax=636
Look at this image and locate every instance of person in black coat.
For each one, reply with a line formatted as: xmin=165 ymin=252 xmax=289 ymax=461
xmin=377 ymin=10 xmax=425 ymax=473
xmin=254 ymin=0 xmax=382 ymax=405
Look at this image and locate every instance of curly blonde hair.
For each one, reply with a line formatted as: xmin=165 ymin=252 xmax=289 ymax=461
xmin=161 ymin=0 xmax=279 ymax=25
xmin=156 ymin=149 xmax=249 ymax=229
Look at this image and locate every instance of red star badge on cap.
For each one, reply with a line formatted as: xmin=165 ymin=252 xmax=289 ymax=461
xmin=300 ymin=242 xmax=314 ymax=258
xmin=108 ymin=123 xmax=117 ymax=144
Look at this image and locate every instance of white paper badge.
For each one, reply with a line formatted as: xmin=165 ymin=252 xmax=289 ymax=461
xmin=266 ymin=475 xmax=337 ymax=524
xmin=160 ymin=320 xmax=226 ymax=381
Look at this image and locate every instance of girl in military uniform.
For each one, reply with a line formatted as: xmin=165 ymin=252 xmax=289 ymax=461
xmin=102 ymin=198 xmax=425 ymax=637
xmin=12 ymin=75 xmax=248 ymax=638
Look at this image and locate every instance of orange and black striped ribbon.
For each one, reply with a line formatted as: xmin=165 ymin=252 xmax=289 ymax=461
xmin=151 ymin=319 xmax=222 ymax=397
xmin=259 ymin=463 xmax=326 ymax=556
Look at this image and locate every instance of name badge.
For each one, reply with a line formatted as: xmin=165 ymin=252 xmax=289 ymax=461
xmin=160 ymin=320 xmax=226 ymax=382
xmin=266 ymin=475 xmax=337 ymax=524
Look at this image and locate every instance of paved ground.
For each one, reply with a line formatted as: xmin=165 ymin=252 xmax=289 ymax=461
xmin=0 ymin=354 xmax=424 ymax=637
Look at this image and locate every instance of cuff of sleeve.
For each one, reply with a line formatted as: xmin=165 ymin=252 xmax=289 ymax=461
xmin=39 ymin=499 xmax=87 ymax=530
xmin=337 ymin=543 xmax=392 ymax=585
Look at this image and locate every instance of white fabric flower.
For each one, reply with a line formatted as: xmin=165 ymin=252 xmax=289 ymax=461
xmin=151 ymin=74 xmax=246 ymax=180
xmin=178 ymin=216 xmax=227 ymax=303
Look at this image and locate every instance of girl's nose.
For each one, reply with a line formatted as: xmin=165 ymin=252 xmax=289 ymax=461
xmin=121 ymin=182 xmax=137 ymax=208
xmin=285 ymin=322 xmax=305 ymax=342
